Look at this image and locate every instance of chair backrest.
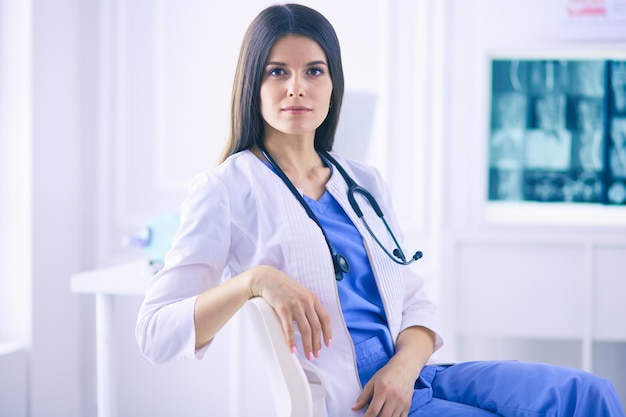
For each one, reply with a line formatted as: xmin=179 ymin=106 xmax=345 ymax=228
xmin=240 ymin=297 xmax=313 ymax=417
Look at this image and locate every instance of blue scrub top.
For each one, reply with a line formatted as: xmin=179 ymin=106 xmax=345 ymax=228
xmin=303 ymin=191 xmax=395 ymax=385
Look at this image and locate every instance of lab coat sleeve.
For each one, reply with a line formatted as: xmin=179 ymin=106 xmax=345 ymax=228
xmin=370 ymin=167 xmax=444 ymax=352
xmin=399 ymin=266 xmax=444 ymax=352
xmin=136 ymin=171 xmax=231 ymax=363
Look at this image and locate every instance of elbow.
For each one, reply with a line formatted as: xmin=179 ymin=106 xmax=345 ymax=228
xmin=136 ymin=296 xmax=200 ymax=363
xmin=136 ymin=337 xmax=165 ymax=365
xmin=135 ymin=316 xmax=173 ymax=364
xmin=135 ymin=309 xmax=200 ymax=364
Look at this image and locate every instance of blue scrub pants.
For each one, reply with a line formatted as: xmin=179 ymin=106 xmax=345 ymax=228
xmin=411 ymin=361 xmax=625 ymax=416
xmin=355 ymin=337 xmax=625 ymax=416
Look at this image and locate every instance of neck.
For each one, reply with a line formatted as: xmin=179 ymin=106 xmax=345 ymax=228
xmin=254 ymin=133 xmax=330 ymax=200
xmin=259 ymin=132 xmax=322 ymax=174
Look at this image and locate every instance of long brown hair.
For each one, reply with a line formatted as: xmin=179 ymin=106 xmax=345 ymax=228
xmin=220 ymin=3 xmax=345 ymax=162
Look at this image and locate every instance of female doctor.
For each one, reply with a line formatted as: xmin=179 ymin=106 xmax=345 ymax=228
xmin=136 ymin=3 xmax=625 ymax=416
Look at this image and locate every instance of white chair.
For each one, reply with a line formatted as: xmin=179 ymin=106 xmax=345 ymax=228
xmin=71 ymin=262 xmax=314 ymax=417
xmin=238 ymin=297 xmax=313 ymax=417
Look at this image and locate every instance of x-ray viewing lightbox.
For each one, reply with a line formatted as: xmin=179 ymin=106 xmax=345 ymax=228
xmin=487 ymin=57 xmax=626 ymax=206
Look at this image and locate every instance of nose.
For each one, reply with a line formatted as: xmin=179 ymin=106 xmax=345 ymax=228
xmin=288 ymin=74 xmax=304 ymax=97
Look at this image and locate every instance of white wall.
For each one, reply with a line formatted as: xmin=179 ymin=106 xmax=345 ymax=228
xmin=1 ymin=0 xmax=100 ymax=415
xmin=0 ymin=0 xmax=32 ymax=348
xmin=0 ymin=345 xmax=28 ymax=417
xmin=0 ymin=10 xmax=32 ymax=414
xmin=30 ymin=0 xmax=86 ymax=415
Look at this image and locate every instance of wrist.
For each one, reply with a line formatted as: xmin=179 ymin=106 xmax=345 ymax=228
xmin=246 ymin=265 xmax=269 ymax=299
xmin=391 ymin=326 xmax=436 ymax=377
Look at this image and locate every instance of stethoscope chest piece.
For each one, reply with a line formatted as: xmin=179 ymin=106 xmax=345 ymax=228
xmin=334 ymin=253 xmax=350 ymax=281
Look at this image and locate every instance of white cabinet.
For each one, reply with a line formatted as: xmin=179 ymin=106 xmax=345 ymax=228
xmin=594 ymin=247 xmax=626 ymax=341
xmin=442 ymin=233 xmax=626 ymax=405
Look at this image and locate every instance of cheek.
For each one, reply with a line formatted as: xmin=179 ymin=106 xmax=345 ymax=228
xmin=259 ymin=88 xmax=273 ymax=118
xmin=260 ymin=83 xmax=282 ymax=103
xmin=259 ymin=86 xmax=267 ymax=108
xmin=323 ymin=83 xmax=333 ymax=105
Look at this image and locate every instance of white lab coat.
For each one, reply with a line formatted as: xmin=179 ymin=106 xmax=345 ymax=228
xmin=136 ymin=149 xmax=442 ymax=416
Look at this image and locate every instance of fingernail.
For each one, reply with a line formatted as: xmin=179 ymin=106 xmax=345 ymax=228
xmin=315 ymin=350 xmax=321 ymax=358
xmin=308 ymin=351 xmax=315 ymax=361
xmin=291 ymin=345 xmax=297 ymax=354
xmin=326 ymin=339 xmax=332 ymax=348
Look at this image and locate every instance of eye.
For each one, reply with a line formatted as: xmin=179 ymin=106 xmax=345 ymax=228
xmin=268 ymin=67 xmax=286 ymax=77
xmin=307 ymin=67 xmax=325 ymax=76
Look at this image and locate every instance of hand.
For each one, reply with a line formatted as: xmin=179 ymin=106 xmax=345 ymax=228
xmin=351 ymin=360 xmax=416 ymax=417
xmin=351 ymin=326 xmax=435 ymax=417
xmin=248 ymin=265 xmax=332 ymax=360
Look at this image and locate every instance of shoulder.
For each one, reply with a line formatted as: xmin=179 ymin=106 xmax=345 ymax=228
xmin=180 ymin=150 xmax=276 ymax=225
xmin=184 ymin=150 xmax=281 ymax=216
xmin=187 ymin=150 xmax=263 ymax=191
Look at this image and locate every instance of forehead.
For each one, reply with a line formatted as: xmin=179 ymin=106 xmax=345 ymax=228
xmin=266 ymin=34 xmax=327 ymax=62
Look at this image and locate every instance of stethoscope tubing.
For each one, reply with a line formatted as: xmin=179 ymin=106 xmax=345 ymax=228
xmin=319 ymin=149 xmax=422 ymax=265
xmin=258 ymin=143 xmax=422 ymax=280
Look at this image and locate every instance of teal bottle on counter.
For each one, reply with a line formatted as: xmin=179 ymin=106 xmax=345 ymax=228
xmin=124 ymin=213 xmax=180 ymax=271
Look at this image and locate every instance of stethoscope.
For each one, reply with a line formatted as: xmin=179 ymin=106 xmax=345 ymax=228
xmin=259 ymin=144 xmax=423 ymax=281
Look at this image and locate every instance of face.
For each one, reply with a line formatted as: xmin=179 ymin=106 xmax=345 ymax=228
xmin=260 ymin=35 xmax=333 ymax=141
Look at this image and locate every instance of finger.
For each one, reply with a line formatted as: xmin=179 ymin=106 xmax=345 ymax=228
xmin=378 ymin=392 xmax=410 ymax=417
xmin=276 ymin=307 xmax=297 ymax=352
xmin=290 ymin=307 xmax=314 ymax=359
xmin=363 ymin=398 xmax=385 ymax=417
xmin=315 ymin=301 xmax=333 ymax=348
xmin=296 ymin=293 xmax=325 ymax=360
xmin=361 ymin=383 xmax=386 ymax=417
xmin=351 ymin=382 xmax=373 ymax=412
xmin=305 ymin=308 xmax=323 ymax=358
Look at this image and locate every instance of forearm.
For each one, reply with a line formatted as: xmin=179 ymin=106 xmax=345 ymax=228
xmin=388 ymin=326 xmax=436 ymax=381
xmin=193 ymin=267 xmax=257 ymax=350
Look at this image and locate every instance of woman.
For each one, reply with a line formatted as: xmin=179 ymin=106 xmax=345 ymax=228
xmin=136 ymin=4 xmax=625 ymax=416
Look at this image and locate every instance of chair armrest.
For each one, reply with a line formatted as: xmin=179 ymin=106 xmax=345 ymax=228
xmin=241 ymin=297 xmax=313 ymax=417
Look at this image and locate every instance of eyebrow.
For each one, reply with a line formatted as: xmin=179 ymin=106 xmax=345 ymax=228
xmin=265 ymin=60 xmax=328 ymax=67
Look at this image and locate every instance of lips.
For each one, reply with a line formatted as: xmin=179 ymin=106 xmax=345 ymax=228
xmin=282 ymin=106 xmax=311 ymax=114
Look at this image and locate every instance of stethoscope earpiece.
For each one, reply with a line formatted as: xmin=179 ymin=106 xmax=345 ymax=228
xmin=393 ymin=249 xmax=423 ymax=262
